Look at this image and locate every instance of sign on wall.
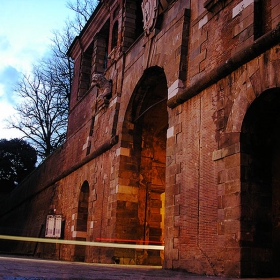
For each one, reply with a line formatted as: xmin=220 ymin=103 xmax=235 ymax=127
xmin=45 ymin=215 xmax=63 ymax=238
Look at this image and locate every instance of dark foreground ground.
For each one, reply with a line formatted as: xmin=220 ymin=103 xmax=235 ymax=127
xmin=0 ymin=255 xmax=279 ymax=280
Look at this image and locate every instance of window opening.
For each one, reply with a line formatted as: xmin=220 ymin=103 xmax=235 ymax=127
xmin=89 ymin=116 xmax=95 ymax=136
xmin=92 ymin=21 xmax=109 ymax=73
xmin=112 ymin=21 xmax=118 ymax=48
xmin=135 ymin=0 xmax=144 ymax=38
xmin=78 ymin=46 xmax=93 ymax=99
xmin=86 ymin=117 xmax=95 ymax=155
xmin=113 ymin=6 xmax=119 ymax=18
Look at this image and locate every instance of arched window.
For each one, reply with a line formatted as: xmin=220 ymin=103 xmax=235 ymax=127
xmin=112 ymin=21 xmax=118 ymax=49
xmin=240 ymin=88 xmax=280 ymax=277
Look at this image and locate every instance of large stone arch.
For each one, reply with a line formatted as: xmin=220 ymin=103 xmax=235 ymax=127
xmin=115 ymin=66 xmax=168 ymax=265
xmin=212 ymin=50 xmax=280 ymax=277
xmin=221 ymin=53 xmax=280 ymax=276
xmin=226 ymin=49 xmax=280 ymax=134
xmin=240 ymin=88 xmax=280 ymax=277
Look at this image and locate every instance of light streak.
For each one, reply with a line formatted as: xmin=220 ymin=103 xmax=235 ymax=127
xmin=0 ymin=235 xmax=164 ymax=250
xmin=96 ymin=237 xmax=164 ymax=245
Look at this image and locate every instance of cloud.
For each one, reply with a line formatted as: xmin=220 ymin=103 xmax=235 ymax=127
xmin=0 ymin=83 xmax=24 ymax=140
xmin=0 ymin=65 xmax=20 ymax=82
xmin=0 ymin=35 xmax=11 ymax=51
xmin=0 ymin=0 xmax=73 ymax=140
xmin=0 ymin=66 xmax=21 ymax=104
xmin=0 ymin=96 xmax=23 ymax=140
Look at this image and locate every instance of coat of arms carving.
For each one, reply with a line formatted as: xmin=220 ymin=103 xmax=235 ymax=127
xmin=141 ymin=0 xmax=159 ymax=36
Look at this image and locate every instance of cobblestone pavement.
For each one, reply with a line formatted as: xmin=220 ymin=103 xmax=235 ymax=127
xmin=0 ymin=255 xmax=278 ymax=280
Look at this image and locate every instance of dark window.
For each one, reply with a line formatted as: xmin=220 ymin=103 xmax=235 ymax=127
xmin=112 ymin=21 xmax=118 ymax=48
xmin=135 ymin=0 xmax=144 ymax=38
xmin=113 ymin=6 xmax=119 ymax=18
xmin=78 ymin=46 xmax=93 ymax=99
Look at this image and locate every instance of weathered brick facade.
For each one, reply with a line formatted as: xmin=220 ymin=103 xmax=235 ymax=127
xmin=0 ymin=0 xmax=280 ymax=277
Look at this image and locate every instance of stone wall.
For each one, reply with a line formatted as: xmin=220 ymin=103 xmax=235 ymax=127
xmin=0 ymin=0 xmax=279 ymax=277
xmin=165 ymin=43 xmax=280 ymax=276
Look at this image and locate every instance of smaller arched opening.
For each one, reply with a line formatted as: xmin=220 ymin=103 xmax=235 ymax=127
xmin=240 ymin=88 xmax=280 ymax=277
xmin=73 ymin=181 xmax=89 ymax=262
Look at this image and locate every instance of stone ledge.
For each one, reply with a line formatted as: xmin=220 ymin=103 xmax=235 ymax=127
xmin=167 ymin=23 xmax=280 ymax=108
xmin=212 ymin=143 xmax=240 ymax=161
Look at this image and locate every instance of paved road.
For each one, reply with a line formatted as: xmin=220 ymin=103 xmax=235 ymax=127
xmin=0 ymin=255 xmax=223 ymax=280
xmin=0 ymin=255 xmax=278 ymax=280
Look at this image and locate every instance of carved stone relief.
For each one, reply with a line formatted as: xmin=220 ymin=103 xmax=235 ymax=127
xmin=91 ymin=73 xmax=112 ymax=100
xmin=91 ymin=73 xmax=112 ymax=110
xmin=141 ymin=0 xmax=159 ymax=36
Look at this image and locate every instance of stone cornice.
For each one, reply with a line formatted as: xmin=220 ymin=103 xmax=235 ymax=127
xmin=167 ymin=23 xmax=280 ymax=109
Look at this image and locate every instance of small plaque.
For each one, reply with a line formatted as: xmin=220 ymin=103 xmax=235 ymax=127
xmin=45 ymin=215 xmax=62 ymax=238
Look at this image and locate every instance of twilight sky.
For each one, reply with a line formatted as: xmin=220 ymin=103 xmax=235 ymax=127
xmin=0 ymin=0 xmax=75 ymax=139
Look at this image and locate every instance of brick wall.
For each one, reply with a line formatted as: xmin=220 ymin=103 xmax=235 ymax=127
xmin=165 ymin=45 xmax=280 ymax=276
xmin=0 ymin=0 xmax=279 ymax=277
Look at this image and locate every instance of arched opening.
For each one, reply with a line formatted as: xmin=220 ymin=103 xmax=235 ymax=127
xmin=92 ymin=20 xmax=109 ymax=73
xmin=74 ymin=181 xmax=89 ymax=262
xmin=112 ymin=21 xmax=118 ymax=49
xmin=240 ymin=88 xmax=280 ymax=277
xmin=116 ymin=66 xmax=168 ymax=265
xmin=135 ymin=0 xmax=144 ymax=39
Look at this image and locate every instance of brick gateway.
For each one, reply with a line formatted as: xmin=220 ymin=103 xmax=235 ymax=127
xmin=0 ymin=0 xmax=280 ymax=277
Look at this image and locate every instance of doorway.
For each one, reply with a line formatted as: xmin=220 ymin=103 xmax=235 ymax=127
xmin=73 ymin=181 xmax=89 ymax=262
xmin=240 ymin=88 xmax=280 ymax=277
xmin=116 ymin=66 xmax=168 ymax=265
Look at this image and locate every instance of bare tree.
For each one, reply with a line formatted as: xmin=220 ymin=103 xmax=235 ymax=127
xmin=41 ymin=22 xmax=76 ymax=105
xmin=8 ymin=67 xmax=68 ymax=159
xmin=66 ymin=0 xmax=98 ymax=33
xmin=42 ymin=0 xmax=98 ymax=103
xmin=7 ymin=0 xmax=97 ymax=161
